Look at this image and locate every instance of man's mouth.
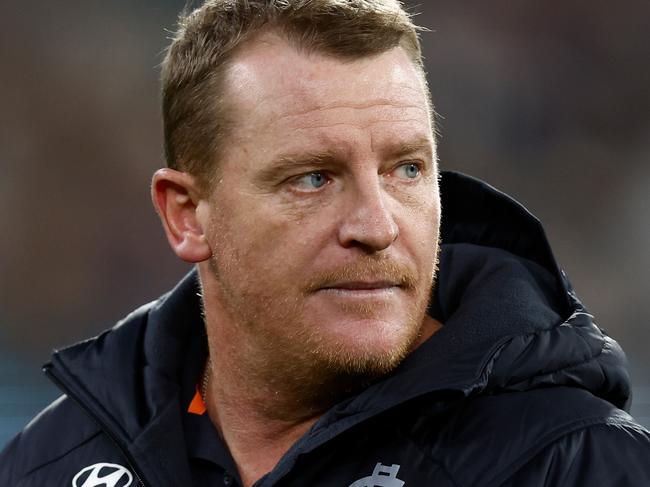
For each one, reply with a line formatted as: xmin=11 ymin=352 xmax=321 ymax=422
xmin=321 ymin=280 xmax=400 ymax=291
xmin=316 ymin=281 xmax=402 ymax=297
xmin=305 ymin=259 xmax=417 ymax=295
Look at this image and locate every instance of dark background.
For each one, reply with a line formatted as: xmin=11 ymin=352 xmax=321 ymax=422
xmin=1 ymin=0 xmax=649 ymax=446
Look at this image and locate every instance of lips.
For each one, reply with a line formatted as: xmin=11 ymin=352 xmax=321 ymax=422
xmin=320 ymin=281 xmax=400 ymax=291
xmin=305 ymin=259 xmax=417 ymax=294
xmin=315 ymin=281 xmax=403 ymax=300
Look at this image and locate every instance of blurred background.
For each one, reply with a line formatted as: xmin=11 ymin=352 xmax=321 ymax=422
xmin=1 ymin=0 xmax=648 ymax=447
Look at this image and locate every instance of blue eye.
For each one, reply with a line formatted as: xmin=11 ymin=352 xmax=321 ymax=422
xmin=308 ymin=172 xmax=327 ymax=188
xmin=395 ymin=163 xmax=421 ymax=179
xmin=292 ymin=171 xmax=329 ymax=191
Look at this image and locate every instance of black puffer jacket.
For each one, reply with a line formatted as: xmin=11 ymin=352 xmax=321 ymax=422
xmin=2 ymin=172 xmax=649 ymax=486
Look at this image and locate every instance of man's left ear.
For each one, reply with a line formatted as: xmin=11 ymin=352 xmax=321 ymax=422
xmin=151 ymin=168 xmax=212 ymax=263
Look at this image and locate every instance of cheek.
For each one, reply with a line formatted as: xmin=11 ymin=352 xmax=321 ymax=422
xmin=399 ymin=182 xmax=440 ymax=223
xmin=398 ymin=192 xmax=441 ymax=262
xmin=212 ymin=195 xmax=334 ymax=278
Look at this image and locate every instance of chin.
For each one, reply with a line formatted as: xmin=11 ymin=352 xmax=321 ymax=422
xmin=309 ymin=317 xmax=421 ymax=377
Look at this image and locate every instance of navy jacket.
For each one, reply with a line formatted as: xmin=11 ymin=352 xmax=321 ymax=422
xmin=2 ymin=171 xmax=649 ymax=486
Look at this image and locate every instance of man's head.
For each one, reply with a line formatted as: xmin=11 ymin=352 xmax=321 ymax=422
xmin=153 ymin=0 xmax=440 ymax=404
xmin=161 ymin=0 xmax=429 ymax=191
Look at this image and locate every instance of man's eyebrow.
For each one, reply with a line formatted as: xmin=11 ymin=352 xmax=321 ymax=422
xmin=385 ymin=137 xmax=434 ymax=159
xmin=254 ymin=150 xmax=339 ymax=185
xmin=274 ymin=151 xmax=338 ymax=167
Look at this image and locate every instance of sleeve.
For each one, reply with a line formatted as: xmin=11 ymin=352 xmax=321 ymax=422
xmin=500 ymin=421 xmax=650 ymax=487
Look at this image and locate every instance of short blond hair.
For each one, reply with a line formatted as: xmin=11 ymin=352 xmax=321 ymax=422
xmin=162 ymin=0 xmax=426 ymax=189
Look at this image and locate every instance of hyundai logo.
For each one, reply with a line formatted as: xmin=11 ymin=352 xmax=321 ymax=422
xmin=72 ymin=462 xmax=133 ymax=487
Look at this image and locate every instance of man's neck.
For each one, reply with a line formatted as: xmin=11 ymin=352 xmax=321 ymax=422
xmin=201 ymin=314 xmax=442 ymax=486
xmin=203 ymin=352 xmax=324 ymax=487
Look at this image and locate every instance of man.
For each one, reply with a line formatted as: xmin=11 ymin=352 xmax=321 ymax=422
xmin=1 ymin=1 xmax=649 ymax=486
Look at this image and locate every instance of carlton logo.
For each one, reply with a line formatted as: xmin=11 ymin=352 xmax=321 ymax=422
xmin=72 ymin=463 xmax=133 ymax=487
xmin=349 ymin=463 xmax=405 ymax=487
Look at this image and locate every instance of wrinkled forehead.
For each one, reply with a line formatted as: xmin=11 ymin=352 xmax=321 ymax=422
xmin=222 ymin=32 xmax=431 ymax=126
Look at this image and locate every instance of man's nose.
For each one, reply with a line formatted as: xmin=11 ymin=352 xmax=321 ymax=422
xmin=337 ymin=182 xmax=399 ymax=252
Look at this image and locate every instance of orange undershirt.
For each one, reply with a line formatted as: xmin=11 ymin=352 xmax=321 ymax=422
xmin=187 ymin=385 xmax=207 ymax=415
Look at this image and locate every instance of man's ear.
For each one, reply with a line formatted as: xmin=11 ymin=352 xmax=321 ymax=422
xmin=151 ymin=168 xmax=212 ymax=263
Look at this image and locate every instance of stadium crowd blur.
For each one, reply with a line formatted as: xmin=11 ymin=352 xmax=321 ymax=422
xmin=1 ymin=0 xmax=649 ymax=445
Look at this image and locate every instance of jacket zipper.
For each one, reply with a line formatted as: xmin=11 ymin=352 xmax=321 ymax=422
xmin=44 ymin=367 xmax=149 ymax=487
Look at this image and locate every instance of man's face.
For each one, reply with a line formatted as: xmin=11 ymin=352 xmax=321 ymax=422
xmin=200 ymin=35 xmax=440 ymax=379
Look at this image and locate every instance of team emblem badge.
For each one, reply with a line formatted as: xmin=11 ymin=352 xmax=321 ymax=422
xmin=349 ymin=462 xmax=405 ymax=487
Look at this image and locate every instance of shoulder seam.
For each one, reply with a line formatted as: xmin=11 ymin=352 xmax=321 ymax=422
xmin=17 ymin=430 xmax=104 ymax=483
xmin=487 ymin=415 xmax=642 ymax=486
